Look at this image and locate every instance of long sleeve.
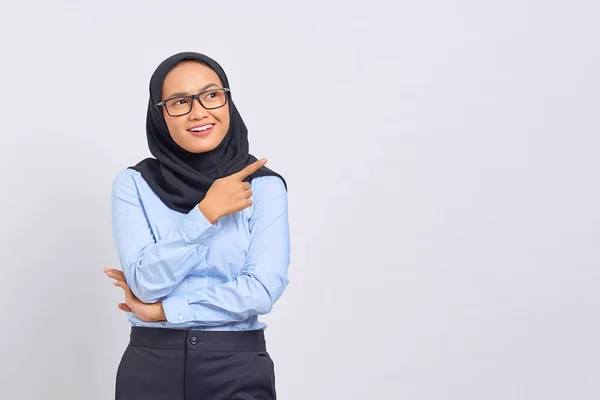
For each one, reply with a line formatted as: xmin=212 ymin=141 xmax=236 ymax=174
xmin=162 ymin=176 xmax=290 ymax=325
xmin=111 ymin=170 xmax=218 ymax=303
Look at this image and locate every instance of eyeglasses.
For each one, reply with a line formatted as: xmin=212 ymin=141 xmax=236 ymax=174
xmin=157 ymin=88 xmax=230 ymax=117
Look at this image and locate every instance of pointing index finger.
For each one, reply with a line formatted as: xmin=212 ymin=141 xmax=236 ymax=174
xmin=235 ymin=158 xmax=267 ymax=180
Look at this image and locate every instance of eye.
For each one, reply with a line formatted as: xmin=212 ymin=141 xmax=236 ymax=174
xmin=202 ymin=91 xmax=217 ymax=100
xmin=167 ymin=97 xmax=189 ymax=107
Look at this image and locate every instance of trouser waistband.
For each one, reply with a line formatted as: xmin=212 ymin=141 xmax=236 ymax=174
xmin=128 ymin=327 xmax=267 ymax=352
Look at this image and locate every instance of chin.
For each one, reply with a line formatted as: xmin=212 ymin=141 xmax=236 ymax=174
xmin=175 ymin=130 xmax=227 ymax=153
xmin=186 ymin=144 xmax=216 ymax=153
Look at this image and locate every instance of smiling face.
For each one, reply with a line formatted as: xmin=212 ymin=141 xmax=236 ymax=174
xmin=160 ymin=61 xmax=230 ymax=153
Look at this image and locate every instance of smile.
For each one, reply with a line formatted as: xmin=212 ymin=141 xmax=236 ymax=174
xmin=188 ymin=124 xmax=214 ymax=137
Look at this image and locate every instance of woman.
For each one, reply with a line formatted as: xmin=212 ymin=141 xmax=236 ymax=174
xmin=104 ymin=52 xmax=289 ymax=399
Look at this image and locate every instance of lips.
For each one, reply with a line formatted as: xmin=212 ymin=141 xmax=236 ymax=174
xmin=188 ymin=123 xmax=215 ymax=137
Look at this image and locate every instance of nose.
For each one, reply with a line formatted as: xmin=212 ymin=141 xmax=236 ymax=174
xmin=189 ymin=96 xmax=207 ymax=119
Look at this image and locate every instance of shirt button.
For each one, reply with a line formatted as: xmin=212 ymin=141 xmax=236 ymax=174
xmin=190 ymin=336 xmax=198 ymax=345
xmin=178 ymin=314 xmax=183 ymax=321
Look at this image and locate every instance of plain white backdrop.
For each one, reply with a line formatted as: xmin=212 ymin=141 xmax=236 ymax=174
xmin=0 ymin=1 xmax=599 ymax=399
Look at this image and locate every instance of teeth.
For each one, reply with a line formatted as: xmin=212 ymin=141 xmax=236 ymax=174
xmin=190 ymin=124 xmax=213 ymax=132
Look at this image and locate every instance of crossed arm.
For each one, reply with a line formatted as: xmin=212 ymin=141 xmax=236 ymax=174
xmin=106 ymin=170 xmax=290 ymax=324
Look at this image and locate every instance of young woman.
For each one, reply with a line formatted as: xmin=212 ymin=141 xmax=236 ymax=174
xmin=104 ymin=51 xmax=289 ymax=399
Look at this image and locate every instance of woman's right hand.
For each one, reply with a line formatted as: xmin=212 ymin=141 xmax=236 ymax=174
xmin=198 ymin=158 xmax=267 ymax=224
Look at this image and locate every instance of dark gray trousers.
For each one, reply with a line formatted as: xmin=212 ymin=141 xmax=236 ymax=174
xmin=115 ymin=327 xmax=276 ymax=399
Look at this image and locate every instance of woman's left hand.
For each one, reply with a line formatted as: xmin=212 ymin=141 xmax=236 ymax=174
xmin=104 ymin=268 xmax=167 ymax=322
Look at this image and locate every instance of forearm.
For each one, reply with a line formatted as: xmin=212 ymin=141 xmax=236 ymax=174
xmin=162 ymin=268 xmax=289 ymax=325
xmin=124 ymin=232 xmax=211 ymax=303
xmin=118 ymin=206 xmax=218 ymax=303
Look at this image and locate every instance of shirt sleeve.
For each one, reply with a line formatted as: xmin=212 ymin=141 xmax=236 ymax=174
xmin=111 ymin=170 xmax=218 ymax=303
xmin=161 ymin=176 xmax=290 ymax=325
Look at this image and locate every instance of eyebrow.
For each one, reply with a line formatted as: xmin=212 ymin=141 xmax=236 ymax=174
xmin=165 ymin=83 xmax=220 ymax=99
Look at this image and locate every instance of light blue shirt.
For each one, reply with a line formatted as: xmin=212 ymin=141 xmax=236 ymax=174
xmin=110 ymin=169 xmax=290 ymax=331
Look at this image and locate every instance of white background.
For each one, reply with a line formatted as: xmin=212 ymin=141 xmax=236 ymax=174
xmin=0 ymin=1 xmax=599 ymax=399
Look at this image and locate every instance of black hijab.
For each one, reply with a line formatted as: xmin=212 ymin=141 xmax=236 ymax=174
xmin=129 ymin=52 xmax=286 ymax=213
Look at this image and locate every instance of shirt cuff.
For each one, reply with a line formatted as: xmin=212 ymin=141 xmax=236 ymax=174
xmin=162 ymin=293 xmax=194 ymax=324
xmin=179 ymin=205 xmax=220 ymax=242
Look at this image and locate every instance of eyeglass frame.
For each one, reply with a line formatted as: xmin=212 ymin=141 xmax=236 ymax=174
xmin=156 ymin=87 xmax=231 ymax=117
